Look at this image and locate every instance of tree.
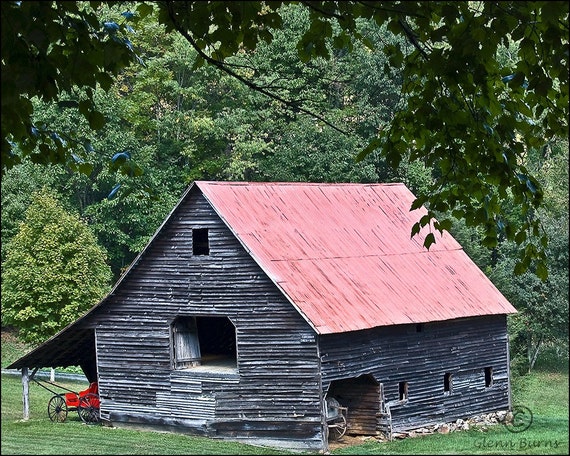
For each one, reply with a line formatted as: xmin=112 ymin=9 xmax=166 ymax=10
xmin=2 ymin=1 xmax=568 ymax=279
xmin=0 ymin=160 xmax=66 ymax=263
xmin=487 ymin=139 xmax=569 ymax=373
xmin=490 ymin=241 xmax=568 ymax=374
xmin=1 ymin=189 xmax=112 ymax=344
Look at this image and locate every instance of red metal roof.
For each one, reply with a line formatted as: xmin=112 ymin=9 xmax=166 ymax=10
xmin=197 ymin=181 xmax=516 ymax=334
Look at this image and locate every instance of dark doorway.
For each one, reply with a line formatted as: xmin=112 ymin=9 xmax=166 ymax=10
xmin=326 ymin=374 xmax=381 ymax=436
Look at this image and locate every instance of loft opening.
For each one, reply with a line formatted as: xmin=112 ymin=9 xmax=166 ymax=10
xmin=171 ymin=316 xmax=236 ymax=370
xmin=443 ymin=372 xmax=452 ymax=395
xmin=192 ymin=228 xmax=209 ymax=255
xmin=484 ymin=367 xmax=493 ymax=387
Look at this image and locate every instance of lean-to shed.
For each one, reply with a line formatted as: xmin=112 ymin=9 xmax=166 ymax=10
xmin=9 ymin=181 xmax=517 ymax=452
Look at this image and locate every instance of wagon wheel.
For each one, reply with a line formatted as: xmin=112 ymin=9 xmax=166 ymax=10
xmin=329 ymin=414 xmax=347 ymax=440
xmin=78 ymin=393 xmax=100 ymax=424
xmin=47 ymin=394 xmax=68 ymax=422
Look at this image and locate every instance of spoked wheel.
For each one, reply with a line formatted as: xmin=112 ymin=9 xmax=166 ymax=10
xmin=78 ymin=393 xmax=100 ymax=424
xmin=329 ymin=414 xmax=347 ymax=440
xmin=48 ymin=395 xmax=68 ymax=422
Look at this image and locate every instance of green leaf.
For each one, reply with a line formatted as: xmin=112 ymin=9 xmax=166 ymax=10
xmin=481 ymin=235 xmax=498 ymax=249
xmin=410 ymin=197 xmax=427 ymax=211
xmin=78 ymin=162 xmax=94 ymax=175
xmin=136 ymin=3 xmax=155 ymax=20
xmin=423 ymin=233 xmax=436 ymax=250
xmin=356 ymin=137 xmax=382 ymax=162
xmin=514 ymin=261 xmax=527 ymax=275
xmin=535 ymin=261 xmax=548 ymax=281
xmin=58 ymin=100 xmax=78 ymax=108
xmin=88 ymin=110 xmax=106 ymax=130
xmin=434 ymin=218 xmax=452 ymax=233
xmin=515 ymin=230 xmax=527 ymax=244
xmin=411 ymin=222 xmax=421 ymax=237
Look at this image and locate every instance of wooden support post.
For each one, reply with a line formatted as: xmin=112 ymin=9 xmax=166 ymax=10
xmin=22 ymin=367 xmax=30 ymax=421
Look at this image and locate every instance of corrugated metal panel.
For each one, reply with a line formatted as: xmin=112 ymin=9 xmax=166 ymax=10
xmin=198 ymin=181 xmax=516 ymax=334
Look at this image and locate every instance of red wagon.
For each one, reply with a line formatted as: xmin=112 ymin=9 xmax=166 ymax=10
xmin=35 ymin=379 xmax=100 ymax=424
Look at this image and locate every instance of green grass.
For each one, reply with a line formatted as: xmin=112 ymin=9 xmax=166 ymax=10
xmin=2 ymin=331 xmax=568 ymax=455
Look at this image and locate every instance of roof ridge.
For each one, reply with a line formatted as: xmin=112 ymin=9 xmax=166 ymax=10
xmin=197 ymin=181 xmax=406 ymax=187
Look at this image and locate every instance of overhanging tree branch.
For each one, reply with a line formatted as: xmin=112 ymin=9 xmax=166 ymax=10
xmin=164 ymin=2 xmax=349 ymax=135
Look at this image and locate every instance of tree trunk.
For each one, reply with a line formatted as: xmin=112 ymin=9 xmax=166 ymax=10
xmin=527 ymin=335 xmax=543 ymax=373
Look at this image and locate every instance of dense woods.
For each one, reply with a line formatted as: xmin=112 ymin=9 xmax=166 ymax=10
xmin=1 ymin=2 xmax=568 ymax=373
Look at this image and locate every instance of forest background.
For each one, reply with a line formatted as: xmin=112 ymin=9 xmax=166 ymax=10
xmin=1 ymin=2 xmax=568 ymax=375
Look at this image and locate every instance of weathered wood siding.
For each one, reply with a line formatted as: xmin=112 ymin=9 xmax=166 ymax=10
xmin=91 ymin=188 xmax=324 ymax=450
xmin=320 ymin=315 xmax=511 ymax=433
xmin=86 ymin=185 xmax=512 ymax=450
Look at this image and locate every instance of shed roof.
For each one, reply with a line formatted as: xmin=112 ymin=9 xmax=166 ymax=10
xmin=197 ymin=181 xmax=516 ymax=334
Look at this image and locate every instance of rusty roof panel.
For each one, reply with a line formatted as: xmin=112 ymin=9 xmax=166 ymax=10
xmin=197 ymin=182 xmax=516 ymax=334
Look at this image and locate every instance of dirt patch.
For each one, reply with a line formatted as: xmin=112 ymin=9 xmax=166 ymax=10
xmin=328 ymin=434 xmax=382 ymax=451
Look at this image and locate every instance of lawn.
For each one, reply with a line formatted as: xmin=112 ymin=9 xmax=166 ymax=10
xmin=2 ymin=331 xmax=568 ymax=455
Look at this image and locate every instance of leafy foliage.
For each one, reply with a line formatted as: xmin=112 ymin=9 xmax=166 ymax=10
xmin=492 ymin=248 xmax=569 ymax=374
xmin=1 ymin=189 xmax=112 ymax=344
xmin=0 ymin=161 xmax=66 ymax=264
xmin=2 ymin=1 xmax=567 ymax=280
xmin=0 ymin=0 xmax=567 ymax=373
xmin=357 ymin=1 xmax=568 ymax=280
xmin=1 ymin=1 xmax=141 ymax=171
xmin=488 ymin=142 xmax=569 ymax=373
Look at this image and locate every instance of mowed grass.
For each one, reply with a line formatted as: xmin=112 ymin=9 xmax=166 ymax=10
xmin=2 ymin=332 xmax=568 ymax=455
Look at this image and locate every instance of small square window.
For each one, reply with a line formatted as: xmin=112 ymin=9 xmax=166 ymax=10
xmin=444 ymin=372 xmax=452 ymax=395
xmin=193 ymin=228 xmax=209 ymax=255
xmin=485 ymin=367 xmax=493 ymax=387
xmin=399 ymin=381 xmax=408 ymax=401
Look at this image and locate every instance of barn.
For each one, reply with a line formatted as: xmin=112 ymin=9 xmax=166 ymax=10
xmin=9 ymin=181 xmax=517 ymax=452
